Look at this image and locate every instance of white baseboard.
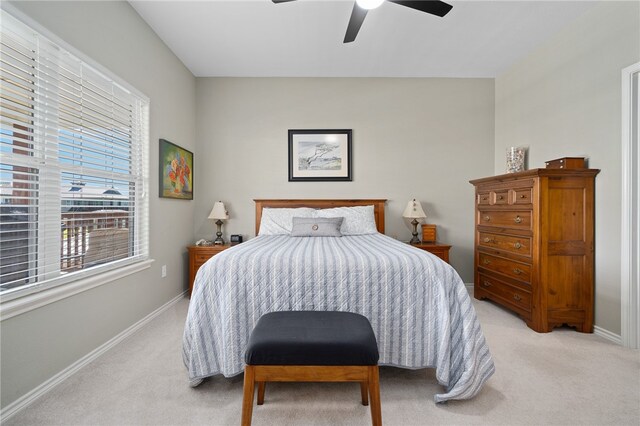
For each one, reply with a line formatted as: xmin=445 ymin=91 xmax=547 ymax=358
xmin=0 ymin=291 xmax=187 ymax=423
xmin=594 ymin=325 xmax=622 ymax=345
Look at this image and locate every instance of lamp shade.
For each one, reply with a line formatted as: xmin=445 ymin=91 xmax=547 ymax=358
xmin=208 ymin=201 xmax=229 ymax=220
xmin=402 ymin=199 xmax=427 ymax=219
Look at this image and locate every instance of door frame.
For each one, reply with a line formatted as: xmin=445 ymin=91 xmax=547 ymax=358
xmin=621 ymin=61 xmax=640 ymax=349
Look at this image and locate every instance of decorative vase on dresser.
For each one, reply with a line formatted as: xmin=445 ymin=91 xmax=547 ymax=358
xmin=470 ymin=168 xmax=599 ymax=333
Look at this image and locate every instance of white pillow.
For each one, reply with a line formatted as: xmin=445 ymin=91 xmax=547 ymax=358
xmin=258 ymin=207 xmax=316 ymax=235
xmin=315 ymin=205 xmax=378 ymax=235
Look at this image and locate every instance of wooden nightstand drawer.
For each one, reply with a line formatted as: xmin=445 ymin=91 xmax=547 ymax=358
xmin=188 ymin=244 xmax=231 ymax=296
xmin=411 ymin=242 xmax=451 ymax=264
xmin=478 ymin=252 xmax=531 ymax=283
xmin=195 ymin=253 xmax=214 ymax=263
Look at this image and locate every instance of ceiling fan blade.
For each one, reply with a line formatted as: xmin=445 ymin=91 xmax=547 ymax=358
xmin=344 ymin=2 xmax=368 ymax=43
xmin=387 ymin=0 xmax=453 ymax=17
xmin=272 ymin=0 xmax=297 ymax=3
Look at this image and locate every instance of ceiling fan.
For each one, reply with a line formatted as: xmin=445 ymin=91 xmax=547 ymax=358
xmin=272 ymin=0 xmax=453 ymax=43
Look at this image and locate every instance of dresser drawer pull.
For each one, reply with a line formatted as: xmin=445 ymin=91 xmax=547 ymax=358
xmin=482 ymin=258 xmax=491 ymax=265
xmin=513 ymin=294 xmax=522 ymax=301
xmin=513 ymin=268 xmax=523 ymax=275
xmin=514 ymin=242 xmax=522 ymax=249
xmin=482 ymin=281 xmax=492 ymax=288
xmin=520 ymin=194 xmax=527 ymax=199
xmin=514 ymin=215 xmax=522 ymax=224
xmin=483 ymin=215 xmax=491 ymax=222
xmin=483 ymin=237 xmax=495 ymax=243
xmin=498 ymin=195 xmax=504 ymax=200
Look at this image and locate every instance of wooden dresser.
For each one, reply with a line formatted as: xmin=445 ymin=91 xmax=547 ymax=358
xmin=470 ymin=168 xmax=599 ymax=333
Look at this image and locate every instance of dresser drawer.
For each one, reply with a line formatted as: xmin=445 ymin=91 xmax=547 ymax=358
xmin=478 ymin=232 xmax=532 ymax=257
xmin=478 ymin=252 xmax=532 ymax=282
xmin=477 ymin=192 xmax=491 ymax=205
xmin=493 ymin=190 xmax=509 ymax=205
xmin=478 ymin=210 xmax=531 ymax=230
xmin=512 ymin=188 xmax=532 ymax=205
xmin=477 ymin=273 xmax=531 ymax=312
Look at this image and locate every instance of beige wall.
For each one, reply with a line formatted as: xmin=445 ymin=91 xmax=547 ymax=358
xmin=194 ymin=77 xmax=495 ymax=282
xmin=495 ymin=1 xmax=640 ymax=334
xmin=1 ymin=1 xmax=196 ymax=409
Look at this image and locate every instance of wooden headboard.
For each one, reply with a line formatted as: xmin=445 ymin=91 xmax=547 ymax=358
xmin=254 ymin=199 xmax=387 ymax=235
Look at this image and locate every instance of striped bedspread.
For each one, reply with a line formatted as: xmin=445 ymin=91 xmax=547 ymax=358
xmin=183 ymin=233 xmax=494 ymax=402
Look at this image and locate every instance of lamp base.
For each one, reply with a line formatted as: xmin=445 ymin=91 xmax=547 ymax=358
xmin=409 ymin=219 xmax=421 ymax=245
xmin=214 ymin=220 xmax=225 ymax=245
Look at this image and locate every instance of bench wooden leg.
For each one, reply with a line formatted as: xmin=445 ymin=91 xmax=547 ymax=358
xmin=360 ymin=381 xmax=369 ymax=406
xmin=247 ymin=365 xmax=381 ymax=425
xmin=368 ymin=366 xmax=382 ymax=426
xmin=241 ymin=366 xmax=256 ymax=426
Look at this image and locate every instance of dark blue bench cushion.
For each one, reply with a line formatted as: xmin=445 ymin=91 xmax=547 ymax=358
xmin=245 ymin=311 xmax=379 ymax=366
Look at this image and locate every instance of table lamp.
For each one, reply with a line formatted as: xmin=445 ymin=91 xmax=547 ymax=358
xmin=208 ymin=201 xmax=229 ymax=245
xmin=403 ymin=199 xmax=427 ymax=244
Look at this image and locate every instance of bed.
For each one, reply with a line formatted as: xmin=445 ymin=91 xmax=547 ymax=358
xmin=183 ymin=199 xmax=494 ymax=403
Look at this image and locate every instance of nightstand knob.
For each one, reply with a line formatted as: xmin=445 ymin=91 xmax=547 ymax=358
xmin=483 ymin=237 xmax=495 ymax=243
xmin=483 ymin=215 xmax=491 ymax=222
xmin=520 ymin=194 xmax=527 ymax=199
xmin=513 ymin=294 xmax=522 ymax=301
xmin=514 ymin=215 xmax=522 ymax=224
xmin=483 ymin=281 xmax=492 ymax=287
xmin=482 ymin=258 xmax=491 ymax=265
xmin=514 ymin=242 xmax=522 ymax=249
xmin=513 ymin=268 xmax=523 ymax=275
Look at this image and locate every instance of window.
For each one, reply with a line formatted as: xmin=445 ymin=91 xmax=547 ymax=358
xmin=0 ymin=10 xmax=149 ymax=299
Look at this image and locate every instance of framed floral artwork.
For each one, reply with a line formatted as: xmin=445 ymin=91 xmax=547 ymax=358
xmin=288 ymin=129 xmax=352 ymax=182
xmin=159 ymin=139 xmax=193 ymax=200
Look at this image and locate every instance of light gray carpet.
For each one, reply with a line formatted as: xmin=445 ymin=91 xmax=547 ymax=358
xmin=5 ymin=294 xmax=640 ymax=425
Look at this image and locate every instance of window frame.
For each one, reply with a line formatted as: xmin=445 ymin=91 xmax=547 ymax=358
xmin=0 ymin=4 xmax=152 ymax=317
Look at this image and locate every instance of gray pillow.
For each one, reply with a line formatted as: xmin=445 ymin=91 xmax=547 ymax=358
xmin=290 ymin=217 xmax=344 ymax=237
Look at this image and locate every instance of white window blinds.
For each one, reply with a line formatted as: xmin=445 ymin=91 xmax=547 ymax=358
xmin=0 ymin=10 xmax=149 ymax=297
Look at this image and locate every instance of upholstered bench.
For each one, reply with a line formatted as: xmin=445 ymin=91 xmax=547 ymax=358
xmin=241 ymin=311 xmax=382 ymax=426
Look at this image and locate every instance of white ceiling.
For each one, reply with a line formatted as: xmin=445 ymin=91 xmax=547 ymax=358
xmin=129 ymin=0 xmax=597 ymax=78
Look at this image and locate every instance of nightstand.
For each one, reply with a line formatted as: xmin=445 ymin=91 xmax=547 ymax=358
xmin=187 ymin=244 xmax=231 ymax=295
xmin=410 ymin=242 xmax=451 ymax=264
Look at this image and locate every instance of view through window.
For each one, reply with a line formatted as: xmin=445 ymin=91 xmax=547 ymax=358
xmin=0 ymin=10 xmax=149 ymax=296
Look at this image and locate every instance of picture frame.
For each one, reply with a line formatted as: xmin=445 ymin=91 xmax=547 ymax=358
xmin=159 ymin=138 xmax=193 ymax=200
xmin=288 ymin=129 xmax=352 ymax=182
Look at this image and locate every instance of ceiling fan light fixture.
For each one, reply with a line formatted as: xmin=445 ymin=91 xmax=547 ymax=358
xmin=356 ymin=0 xmax=384 ymax=10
